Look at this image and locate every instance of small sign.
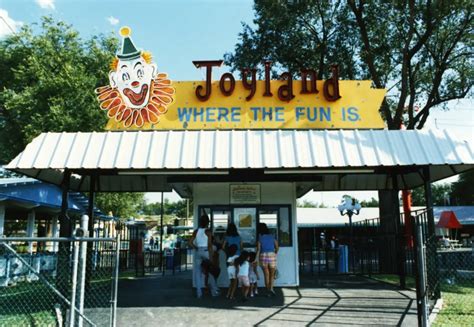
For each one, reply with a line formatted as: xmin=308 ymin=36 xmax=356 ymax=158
xmin=230 ymin=184 xmax=261 ymax=204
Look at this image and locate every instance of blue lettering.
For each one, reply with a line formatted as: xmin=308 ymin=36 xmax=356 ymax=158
xmin=178 ymin=107 xmax=193 ymax=122
xmin=193 ymin=107 xmax=204 ymax=122
xmin=295 ymin=107 xmax=305 ymax=121
xmin=347 ymin=107 xmax=360 ymax=122
xmin=320 ymin=107 xmax=331 ymax=121
xmin=218 ymin=107 xmax=229 ymax=122
xmin=262 ymin=107 xmax=272 ymax=121
xmin=275 ymin=107 xmax=284 ymax=122
xmin=307 ymin=107 xmax=317 ymax=122
xmin=250 ymin=107 xmax=260 ymax=121
xmin=206 ymin=107 xmax=216 ymax=122
xmin=231 ymin=107 xmax=241 ymax=122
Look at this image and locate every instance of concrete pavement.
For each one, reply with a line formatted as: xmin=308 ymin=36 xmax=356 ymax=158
xmin=116 ymin=271 xmax=417 ymax=326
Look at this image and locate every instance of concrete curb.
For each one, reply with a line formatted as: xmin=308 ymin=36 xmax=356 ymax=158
xmin=429 ymin=297 xmax=443 ymax=325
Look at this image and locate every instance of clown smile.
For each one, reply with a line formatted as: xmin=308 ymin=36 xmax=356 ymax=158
xmin=123 ymin=84 xmax=149 ymax=106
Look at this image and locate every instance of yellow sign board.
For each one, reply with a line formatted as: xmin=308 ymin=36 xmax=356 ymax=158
xmin=105 ymin=80 xmax=385 ymax=130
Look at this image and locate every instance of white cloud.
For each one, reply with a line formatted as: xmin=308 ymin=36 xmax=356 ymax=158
xmin=0 ymin=9 xmax=23 ymax=38
xmin=35 ymin=0 xmax=55 ymax=10
xmin=107 ymin=16 xmax=119 ymax=26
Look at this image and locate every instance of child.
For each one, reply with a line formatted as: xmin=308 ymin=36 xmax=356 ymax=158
xmin=248 ymin=252 xmax=259 ymax=297
xmin=226 ymin=244 xmax=239 ymax=299
xmin=235 ymin=250 xmax=251 ymax=301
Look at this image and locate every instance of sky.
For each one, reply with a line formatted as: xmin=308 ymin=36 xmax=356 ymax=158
xmin=0 ymin=0 xmax=472 ymax=207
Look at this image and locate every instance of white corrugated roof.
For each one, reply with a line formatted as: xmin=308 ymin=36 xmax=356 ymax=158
xmin=6 ymin=129 xmax=473 ymax=192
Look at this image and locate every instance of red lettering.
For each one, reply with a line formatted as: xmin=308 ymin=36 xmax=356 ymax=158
xmin=278 ymin=72 xmax=295 ymax=102
xmin=241 ymin=68 xmax=257 ymax=100
xmin=263 ymin=61 xmax=273 ymax=97
xmin=219 ymin=72 xmax=235 ymax=96
xmin=323 ymin=65 xmax=341 ymax=101
xmin=192 ymin=60 xmax=223 ymax=101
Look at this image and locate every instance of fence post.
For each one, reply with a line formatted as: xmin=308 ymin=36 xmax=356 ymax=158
xmin=111 ymin=228 xmax=121 ymax=327
xmin=414 ymin=217 xmax=429 ymax=327
xmin=69 ymin=241 xmax=80 ymax=327
xmin=77 ymin=215 xmax=89 ymax=327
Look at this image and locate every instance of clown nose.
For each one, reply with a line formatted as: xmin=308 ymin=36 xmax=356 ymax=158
xmin=131 ymin=81 xmax=139 ymax=87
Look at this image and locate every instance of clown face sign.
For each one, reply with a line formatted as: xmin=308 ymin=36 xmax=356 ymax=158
xmin=96 ymin=27 xmax=175 ymax=128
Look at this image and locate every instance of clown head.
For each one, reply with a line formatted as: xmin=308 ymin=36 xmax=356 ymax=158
xmin=109 ymin=27 xmax=157 ymax=109
xmin=96 ymin=26 xmax=175 ymax=128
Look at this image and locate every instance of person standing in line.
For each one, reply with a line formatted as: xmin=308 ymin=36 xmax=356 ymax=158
xmin=248 ymin=251 xmax=259 ymax=297
xmin=222 ymin=223 xmax=243 ymax=256
xmin=235 ymin=250 xmax=251 ymax=302
xmin=257 ymin=223 xmax=279 ymax=297
xmin=189 ymin=214 xmax=213 ymax=298
xmin=226 ymin=244 xmax=239 ymax=299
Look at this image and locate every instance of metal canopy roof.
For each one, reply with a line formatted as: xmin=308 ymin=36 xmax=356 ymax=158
xmin=6 ymin=129 xmax=473 ymax=194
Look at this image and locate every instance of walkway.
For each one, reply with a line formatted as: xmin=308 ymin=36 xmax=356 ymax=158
xmin=117 ymin=271 xmax=417 ymax=326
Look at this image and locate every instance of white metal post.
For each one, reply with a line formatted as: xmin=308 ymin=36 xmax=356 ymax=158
xmin=27 ymin=210 xmax=36 ymax=253
xmin=69 ymin=241 xmax=80 ymax=327
xmin=0 ymin=203 xmax=5 ymax=236
xmin=77 ymin=215 xmax=89 ymax=327
xmin=51 ymin=215 xmax=59 ymax=252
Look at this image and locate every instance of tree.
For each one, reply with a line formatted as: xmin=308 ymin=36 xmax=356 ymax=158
xmin=296 ymin=199 xmax=327 ymax=208
xmin=225 ymin=1 xmax=473 ymax=130
xmin=410 ymin=183 xmax=452 ymax=206
xmin=360 ymin=197 xmax=379 ymax=207
xmin=142 ymin=198 xmax=193 ymax=218
xmin=0 ymin=17 xmax=118 ymax=164
xmin=95 ymin=192 xmax=145 ymax=219
xmin=451 ymin=170 xmax=474 ymax=205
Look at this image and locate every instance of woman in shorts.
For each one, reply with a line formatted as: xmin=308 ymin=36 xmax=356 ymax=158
xmin=256 ymin=223 xmax=279 ymax=296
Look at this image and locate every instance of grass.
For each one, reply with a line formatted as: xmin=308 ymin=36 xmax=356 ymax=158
xmin=364 ymin=274 xmax=474 ymax=326
xmin=432 ymin=282 xmax=474 ymax=327
xmin=0 ymin=270 xmax=127 ymax=326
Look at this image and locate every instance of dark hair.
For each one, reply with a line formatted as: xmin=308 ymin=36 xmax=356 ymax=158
xmin=227 ymin=244 xmax=238 ymax=257
xmin=226 ymin=223 xmax=239 ymax=237
xmin=199 ymin=214 xmax=210 ymax=228
xmin=258 ymin=222 xmax=269 ymax=235
xmin=234 ymin=250 xmax=250 ymax=267
xmin=248 ymin=251 xmax=257 ymax=263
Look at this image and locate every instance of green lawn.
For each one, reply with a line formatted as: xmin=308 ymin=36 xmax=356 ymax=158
xmin=364 ymin=274 xmax=474 ymax=326
xmin=0 ymin=270 xmax=122 ymax=326
xmin=432 ymin=282 xmax=474 ymax=327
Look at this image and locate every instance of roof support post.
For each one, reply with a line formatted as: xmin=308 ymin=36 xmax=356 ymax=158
xmin=58 ymin=169 xmax=72 ymax=316
xmin=160 ymin=192 xmax=164 ymax=276
xmin=86 ymin=174 xmax=96 ymax=292
xmin=0 ymin=203 xmax=5 ymax=237
xmin=27 ymin=210 xmax=36 ymax=253
xmin=422 ymin=166 xmax=441 ymax=299
xmin=392 ymin=175 xmax=406 ymax=289
xmin=422 ymin=167 xmax=435 ymax=237
xmin=88 ymin=174 xmax=96 ymax=237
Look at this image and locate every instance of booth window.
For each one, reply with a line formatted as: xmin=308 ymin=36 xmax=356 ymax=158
xmin=200 ymin=205 xmax=292 ymax=248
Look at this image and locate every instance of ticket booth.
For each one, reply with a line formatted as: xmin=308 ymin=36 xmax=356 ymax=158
xmin=193 ymin=182 xmax=298 ymax=287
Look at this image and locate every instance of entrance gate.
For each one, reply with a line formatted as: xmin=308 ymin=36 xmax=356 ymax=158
xmin=0 ymin=236 xmax=119 ymax=327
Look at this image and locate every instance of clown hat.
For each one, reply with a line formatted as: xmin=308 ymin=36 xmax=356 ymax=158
xmin=117 ymin=26 xmax=141 ymax=60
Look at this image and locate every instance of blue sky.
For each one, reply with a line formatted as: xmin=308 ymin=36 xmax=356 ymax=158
xmin=0 ymin=0 xmax=255 ymax=80
xmin=0 ymin=0 xmax=472 ymax=206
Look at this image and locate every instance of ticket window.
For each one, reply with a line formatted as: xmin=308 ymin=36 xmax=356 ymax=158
xmin=202 ymin=205 xmax=292 ymax=248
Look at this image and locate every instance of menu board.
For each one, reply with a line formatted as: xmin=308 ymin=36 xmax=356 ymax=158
xmin=230 ymin=184 xmax=261 ymax=204
xmin=234 ymin=207 xmax=257 ymax=245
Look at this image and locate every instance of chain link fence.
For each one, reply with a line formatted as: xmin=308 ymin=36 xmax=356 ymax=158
xmin=0 ymin=237 xmax=118 ymax=326
xmin=413 ymin=210 xmax=474 ymax=326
